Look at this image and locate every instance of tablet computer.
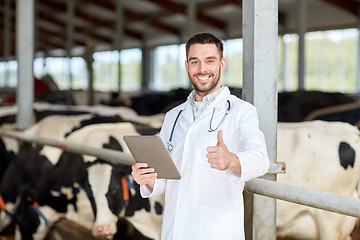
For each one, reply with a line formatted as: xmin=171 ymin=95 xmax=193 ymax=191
xmin=123 ymin=135 xmax=181 ymax=180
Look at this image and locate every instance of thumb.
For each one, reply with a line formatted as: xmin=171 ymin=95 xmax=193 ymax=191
xmin=217 ymin=130 xmax=224 ymax=146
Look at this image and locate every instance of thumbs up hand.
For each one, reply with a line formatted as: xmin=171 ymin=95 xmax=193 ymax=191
xmin=206 ymin=130 xmax=241 ymax=173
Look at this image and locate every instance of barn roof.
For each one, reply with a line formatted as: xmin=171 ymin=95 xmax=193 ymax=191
xmin=0 ymin=0 xmax=359 ymax=59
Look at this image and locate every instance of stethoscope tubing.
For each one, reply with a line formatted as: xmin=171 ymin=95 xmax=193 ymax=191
xmin=166 ymin=109 xmax=183 ymax=151
xmin=208 ymin=100 xmax=231 ymax=132
xmin=166 ymin=100 xmax=231 ymax=151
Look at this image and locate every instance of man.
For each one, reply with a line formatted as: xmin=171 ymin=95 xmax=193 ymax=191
xmin=131 ymin=33 xmax=269 ymax=240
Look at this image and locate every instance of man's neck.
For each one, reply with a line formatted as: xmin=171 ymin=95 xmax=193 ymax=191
xmin=195 ymin=86 xmax=222 ymax=102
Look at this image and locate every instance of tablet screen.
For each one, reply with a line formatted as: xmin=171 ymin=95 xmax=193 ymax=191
xmin=123 ymin=135 xmax=181 ymax=180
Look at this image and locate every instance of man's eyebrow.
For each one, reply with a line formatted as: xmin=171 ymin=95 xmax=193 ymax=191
xmin=188 ymin=57 xmax=198 ymax=61
xmin=188 ymin=56 xmax=217 ymax=61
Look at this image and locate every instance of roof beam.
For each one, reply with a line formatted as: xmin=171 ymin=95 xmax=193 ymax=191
xmin=83 ymin=0 xmax=180 ymax=36
xmin=320 ymin=0 xmax=360 ymax=16
xmin=37 ymin=12 xmax=105 ymax=45
xmin=145 ymin=0 xmax=226 ymax=29
xmin=0 ymin=11 xmax=63 ymax=56
xmin=38 ymin=0 xmax=142 ymax=40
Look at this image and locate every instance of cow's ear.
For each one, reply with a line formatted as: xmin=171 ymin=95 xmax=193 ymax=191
xmin=103 ymin=136 xmax=123 ymax=152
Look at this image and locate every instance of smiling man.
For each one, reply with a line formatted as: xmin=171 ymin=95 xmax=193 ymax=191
xmin=131 ymin=33 xmax=269 ymax=240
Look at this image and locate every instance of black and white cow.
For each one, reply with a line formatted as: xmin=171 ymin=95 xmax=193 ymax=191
xmin=276 ymin=120 xmax=360 ymax=240
xmin=0 ymin=114 xmax=95 ymax=233
xmin=62 ymin=122 xmax=163 ymax=239
xmin=0 ymin=142 xmax=53 ymax=234
xmin=14 ymin=150 xmax=95 ymax=240
xmin=10 ymin=122 xmax=162 ymax=240
xmin=0 ymin=111 xmax=159 ymax=237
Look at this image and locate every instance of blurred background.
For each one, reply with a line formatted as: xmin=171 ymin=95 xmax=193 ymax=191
xmin=1 ymin=0 xmax=360 ymax=105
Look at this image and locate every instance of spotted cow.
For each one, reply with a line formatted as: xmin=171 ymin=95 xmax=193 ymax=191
xmin=276 ymin=120 xmax=360 ymax=240
xmin=63 ymin=122 xmax=164 ymax=239
xmin=0 ymin=114 xmax=93 ymax=234
xmin=11 ymin=122 xmax=162 ymax=240
xmin=0 ymin=110 xmax=160 ymax=237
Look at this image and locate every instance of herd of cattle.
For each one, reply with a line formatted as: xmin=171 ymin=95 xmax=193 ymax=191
xmin=0 ymin=89 xmax=359 ymax=240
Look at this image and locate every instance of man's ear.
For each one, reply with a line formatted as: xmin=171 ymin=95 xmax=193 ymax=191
xmin=220 ymin=58 xmax=226 ymax=72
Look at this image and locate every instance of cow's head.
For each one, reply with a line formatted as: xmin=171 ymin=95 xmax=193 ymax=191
xmin=13 ymin=187 xmax=46 ymax=240
xmin=13 ymin=150 xmax=96 ymax=240
xmin=0 ymin=142 xmax=52 ymax=233
xmin=86 ymin=136 xmax=144 ymax=237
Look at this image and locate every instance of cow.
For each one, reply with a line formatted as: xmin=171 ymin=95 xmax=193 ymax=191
xmin=13 ymin=149 xmax=95 ymax=240
xmin=0 ymin=142 xmax=53 ymax=234
xmin=277 ymin=90 xmax=360 ymax=125
xmin=0 ymin=102 xmax=164 ymax=130
xmin=60 ymin=122 xmax=163 ymax=239
xmin=0 ymin=114 xmax=94 ymax=221
xmin=9 ymin=122 xmax=162 ymax=240
xmin=111 ymin=88 xmax=191 ymax=116
xmin=276 ymin=120 xmax=360 ymax=240
xmin=0 ymin=115 xmax=95 ymax=233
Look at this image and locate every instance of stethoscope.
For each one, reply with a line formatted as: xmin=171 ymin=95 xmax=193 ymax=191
xmin=166 ymin=100 xmax=231 ymax=151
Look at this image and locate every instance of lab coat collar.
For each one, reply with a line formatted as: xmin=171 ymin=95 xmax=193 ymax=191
xmin=205 ymin=86 xmax=231 ymax=111
xmin=183 ymin=86 xmax=231 ymax=122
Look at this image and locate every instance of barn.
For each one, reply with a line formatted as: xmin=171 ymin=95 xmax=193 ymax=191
xmin=1 ymin=0 xmax=360 ymax=240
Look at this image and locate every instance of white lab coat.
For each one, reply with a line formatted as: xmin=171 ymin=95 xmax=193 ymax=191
xmin=141 ymin=87 xmax=269 ymax=240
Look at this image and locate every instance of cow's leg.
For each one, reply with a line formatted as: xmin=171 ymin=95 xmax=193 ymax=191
xmin=276 ymin=210 xmax=318 ymax=239
xmin=341 ymin=215 xmax=357 ymax=240
xmin=315 ymin=211 xmax=346 ymax=240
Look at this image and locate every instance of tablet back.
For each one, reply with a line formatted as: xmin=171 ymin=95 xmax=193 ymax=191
xmin=123 ymin=135 xmax=181 ymax=179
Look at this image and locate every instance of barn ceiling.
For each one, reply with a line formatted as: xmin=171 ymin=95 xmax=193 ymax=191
xmin=0 ymin=0 xmax=360 ymax=59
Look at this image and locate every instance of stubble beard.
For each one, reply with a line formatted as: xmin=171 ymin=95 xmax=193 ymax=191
xmin=189 ymin=69 xmax=221 ymax=94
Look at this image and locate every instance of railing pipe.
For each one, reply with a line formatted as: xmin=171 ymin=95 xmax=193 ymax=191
xmin=0 ymin=129 xmax=135 ymax=166
xmin=245 ymin=178 xmax=360 ymax=218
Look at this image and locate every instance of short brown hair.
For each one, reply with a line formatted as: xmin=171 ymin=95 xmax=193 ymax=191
xmin=185 ymin=33 xmax=224 ymax=59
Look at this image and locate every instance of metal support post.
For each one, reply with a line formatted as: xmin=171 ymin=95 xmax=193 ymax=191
xmin=16 ymin=0 xmax=35 ymax=130
xmin=242 ymin=0 xmax=278 ymax=239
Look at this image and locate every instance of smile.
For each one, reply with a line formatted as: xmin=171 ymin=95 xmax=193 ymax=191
xmin=197 ymin=75 xmax=211 ymax=82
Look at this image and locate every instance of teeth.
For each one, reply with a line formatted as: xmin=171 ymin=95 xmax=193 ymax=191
xmin=198 ymin=76 xmax=209 ymax=80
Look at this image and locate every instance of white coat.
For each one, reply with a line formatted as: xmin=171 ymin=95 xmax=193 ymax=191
xmin=141 ymin=87 xmax=269 ymax=240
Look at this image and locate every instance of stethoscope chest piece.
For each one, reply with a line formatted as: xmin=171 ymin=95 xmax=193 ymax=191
xmin=166 ymin=142 xmax=173 ymax=151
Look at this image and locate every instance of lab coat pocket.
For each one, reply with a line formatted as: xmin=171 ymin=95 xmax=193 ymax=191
xmin=199 ymin=205 xmax=243 ymax=240
xmin=199 ymin=131 xmax=218 ymax=165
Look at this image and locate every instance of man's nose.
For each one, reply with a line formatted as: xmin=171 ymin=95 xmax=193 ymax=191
xmin=199 ymin=62 xmax=207 ymax=73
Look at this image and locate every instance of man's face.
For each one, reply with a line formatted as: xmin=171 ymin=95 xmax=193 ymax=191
xmin=185 ymin=43 xmax=225 ymax=101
